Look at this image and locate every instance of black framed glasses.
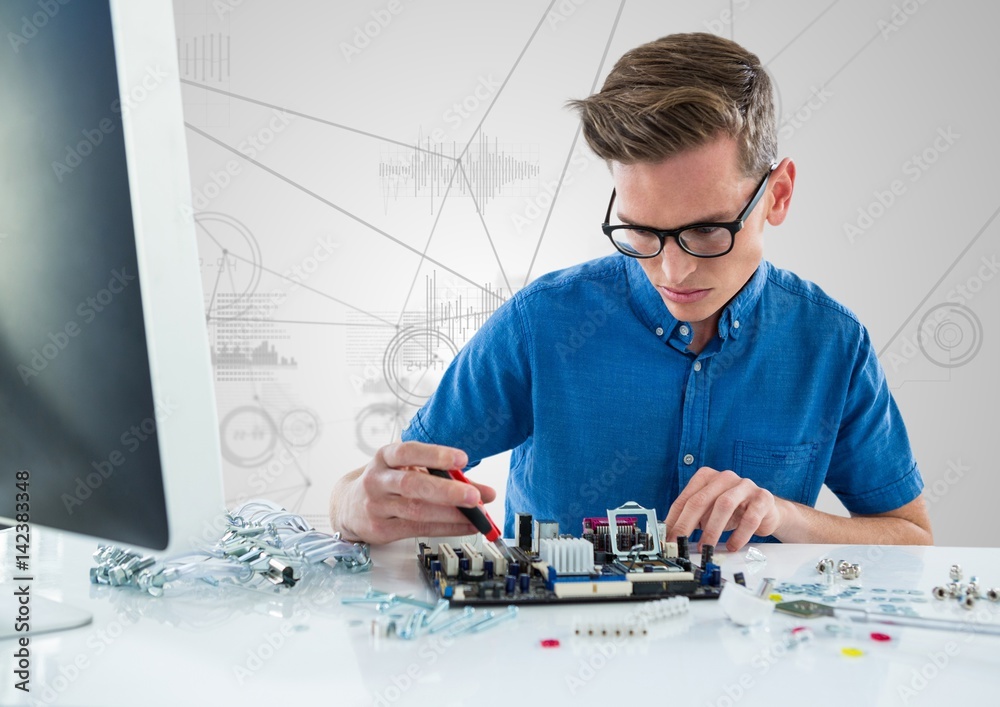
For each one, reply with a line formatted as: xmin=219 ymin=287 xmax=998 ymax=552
xmin=602 ymin=163 xmax=777 ymax=259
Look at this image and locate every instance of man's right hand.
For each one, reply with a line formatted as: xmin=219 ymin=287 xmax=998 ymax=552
xmin=329 ymin=441 xmax=497 ymax=544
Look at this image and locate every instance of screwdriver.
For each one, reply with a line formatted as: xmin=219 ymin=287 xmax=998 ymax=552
xmin=428 ymin=468 xmax=515 ymax=562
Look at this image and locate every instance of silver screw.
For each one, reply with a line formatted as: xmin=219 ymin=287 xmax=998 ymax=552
xmin=393 ymin=596 xmax=438 ymax=611
xmin=949 ymin=564 xmax=962 ymax=582
xmin=447 ymin=610 xmax=496 ymax=636
xmin=470 ymin=605 xmax=519 ymax=633
xmin=428 ymin=607 xmax=476 ymax=634
xmin=422 ymin=599 xmax=450 ymax=628
xmin=397 ymin=610 xmax=427 ymax=640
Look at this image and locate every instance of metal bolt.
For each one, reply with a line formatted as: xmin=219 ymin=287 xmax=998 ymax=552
xmin=397 ymin=610 xmax=427 ymax=640
xmin=108 ymin=567 xmax=127 ymax=586
xmin=470 ymin=605 xmax=519 ymax=633
xmin=960 ymin=593 xmax=977 ymax=611
xmin=757 ymin=578 xmax=776 ymax=598
xmin=341 ymin=595 xmax=392 ymax=606
xmin=393 ymin=596 xmax=438 ymax=611
xmin=839 ymin=562 xmax=861 ymax=580
xmin=423 ymin=599 xmax=450 ymax=628
xmin=949 ymin=564 xmax=962 ymax=582
xmin=447 ymin=610 xmax=496 ymax=636
xmin=987 ymin=588 xmax=1000 ymax=603
xmin=428 ymin=607 xmax=476 ymax=634
xmin=932 ymin=586 xmax=948 ymax=601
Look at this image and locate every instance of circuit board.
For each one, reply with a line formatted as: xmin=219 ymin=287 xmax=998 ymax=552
xmin=417 ymin=502 xmax=723 ymax=606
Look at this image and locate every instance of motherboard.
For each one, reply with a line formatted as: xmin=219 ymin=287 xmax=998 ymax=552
xmin=417 ymin=502 xmax=723 ymax=606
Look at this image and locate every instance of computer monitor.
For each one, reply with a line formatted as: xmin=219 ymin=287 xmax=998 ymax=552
xmin=0 ymin=0 xmax=224 ymax=566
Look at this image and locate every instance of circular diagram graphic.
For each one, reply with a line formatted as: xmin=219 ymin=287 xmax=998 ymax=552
xmin=355 ymin=403 xmax=409 ymax=457
xmin=917 ymin=303 xmax=983 ymax=368
xmin=280 ymin=408 xmax=321 ymax=448
xmin=382 ymin=327 xmax=458 ymax=406
xmin=219 ymin=406 xmax=278 ymax=467
xmin=195 ymin=212 xmax=263 ymax=321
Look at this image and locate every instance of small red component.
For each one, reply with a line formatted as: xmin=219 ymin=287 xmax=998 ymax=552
xmin=540 ymin=639 xmax=561 ymax=648
xmin=870 ymin=632 xmax=891 ymax=642
xmin=791 ymin=626 xmax=809 ymax=634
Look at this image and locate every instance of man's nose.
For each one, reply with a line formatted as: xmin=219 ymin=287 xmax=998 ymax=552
xmin=658 ymin=237 xmax=698 ymax=284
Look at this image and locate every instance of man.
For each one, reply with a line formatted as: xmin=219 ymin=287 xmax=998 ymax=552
xmin=330 ymin=32 xmax=932 ymax=550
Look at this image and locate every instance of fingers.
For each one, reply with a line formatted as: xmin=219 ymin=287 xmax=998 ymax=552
xmin=724 ymin=489 xmax=779 ymax=551
xmin=666 ymin=467 xmax=736 ymax=541
xmin=699 ymin=478 xmax=758 ymax=549
xmin=378 ymin=440 xmax=467 ymax=472
xmin=666 ymin=468 xmax=779 ymax=551
xmin=471 ymin=480 xmax=497 ymax=504
xmin=348 ymin=441 xmax=499 ymax=544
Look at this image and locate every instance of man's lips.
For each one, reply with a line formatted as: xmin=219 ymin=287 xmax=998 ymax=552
xmin=658 ymin=286 xmax=710 ymax=304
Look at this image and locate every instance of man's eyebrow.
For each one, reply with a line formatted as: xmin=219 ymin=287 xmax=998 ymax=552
xmin=617 ymin=209 xmax=733 ymax=228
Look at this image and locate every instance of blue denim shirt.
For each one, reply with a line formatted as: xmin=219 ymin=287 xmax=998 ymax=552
xmin=402 ymin=254 xmax=923 ymax=541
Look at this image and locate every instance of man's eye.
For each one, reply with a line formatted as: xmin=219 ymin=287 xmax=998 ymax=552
xmin=687 ymin=226 xmax=728 ymax=237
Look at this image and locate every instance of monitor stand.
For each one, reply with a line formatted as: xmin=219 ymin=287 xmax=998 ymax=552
xmin=0 ymin=592 xmax=92 ymax=640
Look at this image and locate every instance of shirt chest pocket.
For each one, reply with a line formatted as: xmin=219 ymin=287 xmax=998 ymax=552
xmin=733 ymin=440 xmax=819 ymax=505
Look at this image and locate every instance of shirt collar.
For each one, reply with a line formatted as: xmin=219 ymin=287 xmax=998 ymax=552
xmin=624 ymin=256 xmax=769 ymax=344
xmin=718 ymin=260 xmax=769 ymax=341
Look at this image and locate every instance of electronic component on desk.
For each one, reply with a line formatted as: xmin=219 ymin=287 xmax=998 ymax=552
xmin=516 ymin=513 xmax=533 ymax=553
xmin=482 ymin=541 xmax=508 ymax=577
xmin=533 ymin=519 xmax=559 ymax=553
xmin=417 ymin=502 xmax=723 ymax=606
xmin=438 ymin=544 xmax=460 ymax=577
xmin=460 ymin=542 xmax=484 ymax=573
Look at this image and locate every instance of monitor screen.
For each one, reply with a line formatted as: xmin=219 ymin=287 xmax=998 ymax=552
xmin=0 ymin=1 xmax=169 ymax=548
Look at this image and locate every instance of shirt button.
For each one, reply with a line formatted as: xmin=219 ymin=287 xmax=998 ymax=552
xmin=733 ymin=320 xmax=740 ymax=329
xmin=679 ymin=325 xmax=690 ymax=336
xmin=655 ymin=327 xmax=664 ymax=336
xmin=683 ymin=453 xmax=694 ymax=465
xmin=693 ymin=361 xmax=702 ymax=372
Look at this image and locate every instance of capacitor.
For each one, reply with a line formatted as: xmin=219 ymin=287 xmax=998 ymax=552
xmin=519 ymin=573 xmax=531 ymax=593
xmin=677 ymin=536 xmax=689 ymax=560
xmin=505 ymin=575 xmax=516 ymax=594
xmin=509 ymin=562 xmax=520 ymax=578
xmin=701 ymin=544 xmax=714 ymax=567
xmin=431 ymin=560 xmax=442 ymax=575
xmin=484 ymin=559 xmax=494 ymax=579
xmin=459 ymin=557 xmax=470 ymax=573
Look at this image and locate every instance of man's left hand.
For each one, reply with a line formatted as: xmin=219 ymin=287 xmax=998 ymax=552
xmin=664 ymin=466 xmax=786 ymax=551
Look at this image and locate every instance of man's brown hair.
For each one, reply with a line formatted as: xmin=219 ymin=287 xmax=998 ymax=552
xmin=569 ymin=32 xmax=776 ymax=176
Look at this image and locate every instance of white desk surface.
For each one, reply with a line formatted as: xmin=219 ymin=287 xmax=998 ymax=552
xmin=2 ymin=527 xmax=1000 ymax=706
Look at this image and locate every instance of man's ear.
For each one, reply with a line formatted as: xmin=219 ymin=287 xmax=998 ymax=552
xmin=765 ymin=158 xmax=795 ymax=226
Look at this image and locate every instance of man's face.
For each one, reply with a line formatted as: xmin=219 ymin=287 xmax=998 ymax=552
xmin=611 ymin=137 xmax=773 ymax=327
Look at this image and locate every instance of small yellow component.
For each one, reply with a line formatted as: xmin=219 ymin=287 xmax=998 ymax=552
xmin=768 ymin=593 xmax=783 ymax=602
xmin=841 ymin=647 xmax=864 ymax=658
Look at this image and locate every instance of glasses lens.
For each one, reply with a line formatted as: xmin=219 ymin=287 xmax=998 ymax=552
xmin=610 ymin=227 xmax=662 ymax=257
xmin=678 ymin=226 xmax=733 ymax=256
